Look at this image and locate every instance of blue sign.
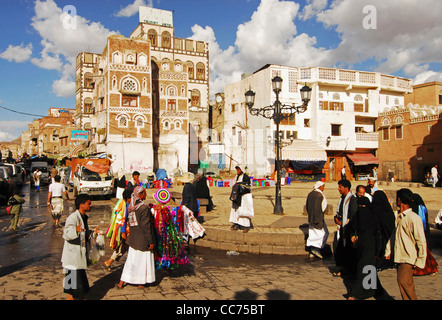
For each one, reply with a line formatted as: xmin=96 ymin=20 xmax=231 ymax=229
xmin=71 ymin=130 xmax=89 ymax=141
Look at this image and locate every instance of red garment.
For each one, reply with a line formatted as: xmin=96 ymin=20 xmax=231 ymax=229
xmin=414 ymin=247 xmax=438 ymax=276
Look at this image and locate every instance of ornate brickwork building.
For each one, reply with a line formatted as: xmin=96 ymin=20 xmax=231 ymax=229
xmin=76 ymin=7 xmax=209 ymax=173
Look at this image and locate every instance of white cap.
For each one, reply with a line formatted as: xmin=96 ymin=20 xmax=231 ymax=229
xmin=368 ymin=177 xmax=377 ymax=181
xmin=314 ymin=181 xmax=325 ymax=189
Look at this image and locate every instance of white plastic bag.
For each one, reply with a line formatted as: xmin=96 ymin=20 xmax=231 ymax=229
xmin=88 ymin=234 xmax=105 ymax=264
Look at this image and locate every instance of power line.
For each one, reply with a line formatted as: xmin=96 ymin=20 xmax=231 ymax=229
xmin=0 ymin=105 xmax=46 ymax=118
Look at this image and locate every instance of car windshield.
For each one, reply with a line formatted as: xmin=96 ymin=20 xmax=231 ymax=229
xmin=81 ymin=167 xmax=112 ymax=181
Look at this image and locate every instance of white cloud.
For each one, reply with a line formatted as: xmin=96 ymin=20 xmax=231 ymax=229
xmin=195 ymin=0 xmax=442 ymax=97
xmin=316 ymin=0 xmax=442 ymax=77
xmin=299 ymin=0 xmax=328 ymax=20
xmin=0 ymin=43 xmax=33 ymax=63
xmin=30 ymin=0 xmax=118 ymax=97
xmin=116 ymin=0 xmax=154 ymax=17
xmin=0 ymin=121 xmax=32 ymax=141
xmin=190 ymin=0 xmax=330 ymax=97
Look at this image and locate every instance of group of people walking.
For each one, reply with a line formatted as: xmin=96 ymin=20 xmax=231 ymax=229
xmin=305 ymin=176 xmax=438 ymax=300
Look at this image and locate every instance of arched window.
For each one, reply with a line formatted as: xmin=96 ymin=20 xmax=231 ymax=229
xmin=84 ymin=73 xmax=94 ymax=89
xmin=84 ymin=98 xmax=94 ymax=114
xmin=196 ymin=62 xmax=205 ymax=80
xmin=118 ymin=115 xmax=128 ymax=128
xmin=175 ymin=60 xmax=183 ymax=72
xmin=122 ymin=78 xmax=137 ymax=92
xmin=148 ymin=29 xmax=157 ymax=47
xmin=168 ymin=85 xmax=177 ymax=97
xmin=134 ymin=116 xmax=144 ymax=128
xmin=126 ymin=52 xmax=136 ymax=64
xmin=113 ymin=52 xmax=122 ymax=64
xmin=354 ymin=94 xmax=364 ymax=102
xmin=394 ymin=115 xmax=404 ymax=124
xmin=138 ymin=54 xmax=147 ymax=66
xmin=191 ymin=89 xmax=200 ymax=107
xmin=187 ymin=61 xmax=194 ymax=80
xmin=181 ymin=85 xmax=186 ymax=97
xmin=142 ymin=78 xmax=147 ymax=92
xmin=161 ymin=31 xmax=171 ymax=48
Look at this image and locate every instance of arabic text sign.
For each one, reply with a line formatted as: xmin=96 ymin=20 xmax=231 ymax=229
xmin=71 ymin=130 xmax=89 ymax=141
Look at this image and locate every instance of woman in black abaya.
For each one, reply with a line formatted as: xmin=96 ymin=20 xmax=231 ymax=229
xmin=371 ymin=190 xmax=396 ymax=270
xmin=194 ymin=174 xmax=214 ymax=211
xmin=347 ymin=196 xmax=383 ymax=300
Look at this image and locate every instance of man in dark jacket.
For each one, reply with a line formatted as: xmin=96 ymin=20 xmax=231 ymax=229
xmin=180 ymin=173 xmax=199 ymax=215
xmin=306 ymin=181 xmax=329 ymax=258
xmin=117 ymin=186 xmax=155 ymax=289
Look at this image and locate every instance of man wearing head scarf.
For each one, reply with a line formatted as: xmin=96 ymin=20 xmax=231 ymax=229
xmin=306 ymin=181 xmax=329 ymax=258
xmin=117 ymin=186 xmax=156 ymax=289
xmin=367 ymin=177 xmax=379 ymax=194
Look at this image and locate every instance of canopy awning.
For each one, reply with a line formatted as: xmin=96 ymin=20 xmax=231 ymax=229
xmin=282 ymin=140 xmax=327 ymax=170
xmin=281 ymin=140 xmax=327 ymax=162
xmin=346 ymin=153 xmax=380 ymax=166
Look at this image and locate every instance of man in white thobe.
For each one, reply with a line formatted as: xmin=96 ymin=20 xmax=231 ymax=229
xmin=306 ymin=181 xmax=329 ymax=258
xmin=431 ymin=165 xmax=439 ymax=188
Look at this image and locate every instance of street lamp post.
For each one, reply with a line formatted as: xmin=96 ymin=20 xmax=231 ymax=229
xmin=245 ymin=76 xmax=312 ymax=214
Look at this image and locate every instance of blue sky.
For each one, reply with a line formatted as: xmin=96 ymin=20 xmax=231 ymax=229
xmin=1 ymin=0 xmax=442 ymax=140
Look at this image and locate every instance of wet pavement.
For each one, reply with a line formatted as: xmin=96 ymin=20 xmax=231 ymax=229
xmin=0 ymin=181 xmax=441 ymax=303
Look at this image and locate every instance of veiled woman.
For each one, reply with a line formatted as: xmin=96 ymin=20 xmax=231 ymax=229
xmin=194 ymin=174 xmax=214 ymax=211
xmin=347 ymin=196 xmax=383 ymax=300
xmin=371 ymin=190 xmax=395 ymax=270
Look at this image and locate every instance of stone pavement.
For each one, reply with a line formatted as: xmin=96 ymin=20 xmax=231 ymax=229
xmin=0 ymin=180 xmax=441 ymax=301
xmin=180 ymin=180 xmax=442 ymax=256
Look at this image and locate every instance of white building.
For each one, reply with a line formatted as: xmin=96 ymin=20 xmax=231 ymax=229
xmin=223 ymin=64 xmax=413 ymax=181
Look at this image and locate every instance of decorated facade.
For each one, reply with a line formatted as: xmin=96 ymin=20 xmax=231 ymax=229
xmin=76 ymin=7 xmax=209 ymax=174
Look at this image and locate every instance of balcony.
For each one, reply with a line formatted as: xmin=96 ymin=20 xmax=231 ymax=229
xmin=355 ymin=132 xmax=378 ymax=149
xmin=297 ymin=67 xmax=412 ymax=93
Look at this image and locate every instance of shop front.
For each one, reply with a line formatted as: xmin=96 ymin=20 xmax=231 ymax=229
xmin=346 ymin=152 xmax=380 ymax=181
xmin=281 ymin=140 xmax=327 ymax=182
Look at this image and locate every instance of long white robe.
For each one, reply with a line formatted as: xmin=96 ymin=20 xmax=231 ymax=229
xmin=229 ymin=174 xmax=254 ymax=228
xmin=306 ymin=188 xmax=329 ymax=249
xmin=120 ymin=247 xmax=155 ymax=285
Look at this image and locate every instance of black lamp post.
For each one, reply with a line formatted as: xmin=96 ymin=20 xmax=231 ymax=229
xmin=245 ymin=76 xmax=312 ymax=214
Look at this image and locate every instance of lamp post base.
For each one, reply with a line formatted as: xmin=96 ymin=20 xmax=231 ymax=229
xmin=273 ymin=204 xmax=284 ymax=215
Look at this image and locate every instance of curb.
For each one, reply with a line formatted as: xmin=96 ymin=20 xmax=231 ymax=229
xmin=192 ymin=225 xmax=336 ymax=256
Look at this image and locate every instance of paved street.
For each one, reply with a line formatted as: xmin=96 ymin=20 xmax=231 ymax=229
xmin=0 ymin=180 xmax=441 ymax=302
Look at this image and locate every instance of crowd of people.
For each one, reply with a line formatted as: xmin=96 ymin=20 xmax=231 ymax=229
xmin=5 ymin=160 xmax=440 ymax=300
xmin=305 ymin=176 xmax=438 ymax=301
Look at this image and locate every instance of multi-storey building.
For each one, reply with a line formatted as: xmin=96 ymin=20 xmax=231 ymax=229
xmin=76 ymin=7 xmax=209 ymax=174
xmin=223 ymin=64 xmax=413 ymax=181
xmin=20 ymin=108 xmax=77 ymax=158
xmin=376 ymin=81 xmax=442 ymax=182
xmin=76 ymin=52 xmax=100 ymax=131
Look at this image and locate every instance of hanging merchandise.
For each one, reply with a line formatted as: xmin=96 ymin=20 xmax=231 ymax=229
xmin=151 ymin=189 xmax=190 ymax=270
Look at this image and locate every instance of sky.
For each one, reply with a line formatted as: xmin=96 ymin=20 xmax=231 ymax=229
xmin=1 ymin=0 xmax=442 ymax=141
